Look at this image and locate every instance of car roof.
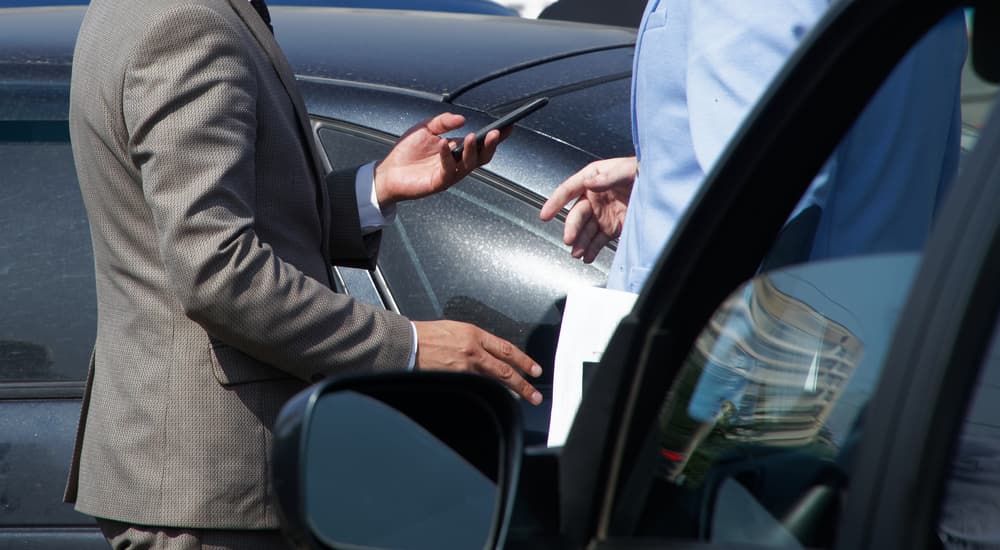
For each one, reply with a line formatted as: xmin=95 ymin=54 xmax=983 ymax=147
xmin=1 ymin=0 xmax=518 ymax=16
xmin=270 ymin=0 xmax=518 ymax=16
xmin=0 ymin=7 xmax=634 ymax=100
xmin=272 ymin=7 xmax=635 ymax=102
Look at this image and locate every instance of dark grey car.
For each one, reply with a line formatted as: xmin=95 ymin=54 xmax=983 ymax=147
xmin=0 ymin=7 xmax=635 ymax=547
xmin=271 ymin=2 xmax=1000 ymax=550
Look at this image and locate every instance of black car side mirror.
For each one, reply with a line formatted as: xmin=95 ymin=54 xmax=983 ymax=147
xmin=272 ymin=372 xmax=524 ymax=550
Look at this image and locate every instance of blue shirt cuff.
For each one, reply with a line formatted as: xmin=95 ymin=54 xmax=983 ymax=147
xmin=355 ymin=161 xmax=397 ymax=235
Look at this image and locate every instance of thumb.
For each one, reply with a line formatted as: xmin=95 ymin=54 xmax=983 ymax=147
xmin=424 ymin=112 xmax=466 ymax=136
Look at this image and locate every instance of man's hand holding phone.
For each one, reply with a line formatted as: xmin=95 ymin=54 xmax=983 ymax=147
xmin=372 ymin=97 xmax=549 ymax=208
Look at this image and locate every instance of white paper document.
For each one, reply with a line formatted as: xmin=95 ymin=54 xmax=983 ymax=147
xmin=547 ymin=286 xmax=638 ymax=447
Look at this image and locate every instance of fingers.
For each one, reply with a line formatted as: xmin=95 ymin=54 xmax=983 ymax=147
xmin=571 ymin=218 xmax=600 ymax=260
xmin=583 ymin=231 xmax=612 ymax=264
xmin=457 ymin=132 xmax=479 ymax=172
xmin=562 ymin=198 xmax=594 ymax=246
xmin=478 ymin=129 xmax=505 ymax=164
xmin=413 ymin=321 xmax=544 ymax=405
xmin=480 ymin=334 xmax=543 ymax=405
xmin=425 ymin=112 xmax=466 ymax=136
xmin=455 ymin=128 xmax=503 ymax=169
xmin=540 ymin=169 xmax=589 ymax=221
xmin=540 ymin=157 xmax=638 ymax=222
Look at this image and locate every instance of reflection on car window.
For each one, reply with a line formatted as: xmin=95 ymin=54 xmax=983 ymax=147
xmin=0 ymin=111 xmax=95 ymax=383
xmin=624 ymin=11 xmax=989 ymax=549
xmin=650 ymin=256 xmax=916 ymax=546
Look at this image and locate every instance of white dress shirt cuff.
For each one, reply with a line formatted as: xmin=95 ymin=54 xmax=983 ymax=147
xmin=355 ymin=161 xmax=397 ymax=235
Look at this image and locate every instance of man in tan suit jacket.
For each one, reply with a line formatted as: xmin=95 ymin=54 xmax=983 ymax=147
xmin=66 ymin=0 xmax=543 ymax=546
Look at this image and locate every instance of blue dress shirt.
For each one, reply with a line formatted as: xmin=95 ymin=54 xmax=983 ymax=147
xmin=608 ymin=0 xmax=829 ymax=292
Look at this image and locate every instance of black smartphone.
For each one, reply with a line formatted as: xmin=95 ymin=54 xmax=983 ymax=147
xmin=451 ymin=97 xmax=549 ymax=160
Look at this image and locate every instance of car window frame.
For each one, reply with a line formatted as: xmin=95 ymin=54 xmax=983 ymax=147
xmin=0 ymin=115 xmax=90 ymax=399
xmin=544 ymin=1 xmax=975 ymax=549
xmin=309 ymin=117 xmax=565 ymax=212
xmin=309 ymin=117 xmax=613 ymax=314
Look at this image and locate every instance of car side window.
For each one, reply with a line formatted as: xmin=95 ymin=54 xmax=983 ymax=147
xmin=317 ymin=122 xmax=611 ymax=364
xmin=318 ymin=122 xmax=612 ymax=442
xmin=617 ymin=12 xmax=979 ymax=548
xmin=0 ymin=82 xmax=95 ymax=384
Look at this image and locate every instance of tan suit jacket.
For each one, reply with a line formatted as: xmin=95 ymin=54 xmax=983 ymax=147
xmin=65 ymin=0 xmax=413 ymax=528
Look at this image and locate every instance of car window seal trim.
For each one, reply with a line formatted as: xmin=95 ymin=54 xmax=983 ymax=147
xmin=296 ymin=74 xmax=446 ymax=103
xmin=0 ymin=381 xmax=86 ymax=399
xmin=370 ymin=265 xmax=399 ymax=313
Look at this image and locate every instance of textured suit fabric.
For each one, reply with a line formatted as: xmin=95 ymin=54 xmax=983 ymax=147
xmin=66 ymin=0 xmax=414 ymax=528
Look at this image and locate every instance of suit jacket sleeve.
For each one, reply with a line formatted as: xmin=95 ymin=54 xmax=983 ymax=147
xmin=122 ymin=5 xmax=412 ymax=380
xmin=326 ymin=167 xmax=383 ymax=270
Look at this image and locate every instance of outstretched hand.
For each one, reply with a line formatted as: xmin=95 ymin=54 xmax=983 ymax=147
xmin=413 ymin=320 xmax=543 ymax=406
xmin=539 ymin=156 xmax=637 ymax=263
xmin=373 ymin=113 xmax=510 ymax=208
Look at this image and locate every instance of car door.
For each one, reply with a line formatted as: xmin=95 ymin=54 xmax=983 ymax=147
xmin=548 ymin=1 xmax=998 ymax=550
xmin=311 ymin=117 xmax=612 ymax=443
xmin=0 ymin=65 xmax=104 ymax=548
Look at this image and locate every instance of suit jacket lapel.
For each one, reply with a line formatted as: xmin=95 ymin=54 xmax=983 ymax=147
xmin=225 ymin=0 xmax=332 ymax=257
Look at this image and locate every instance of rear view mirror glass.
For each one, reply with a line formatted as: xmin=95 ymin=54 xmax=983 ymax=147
xmin=286 ymin=377 xmax=516 ymax=550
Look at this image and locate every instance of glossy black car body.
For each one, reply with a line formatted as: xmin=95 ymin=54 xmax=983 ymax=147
xmin=0 ymin=7 xmax=635 ymax=547
xmin=5 ymin=0 xmax=519 ymax=15
xmin=272 ymin=2 xmax=1000 ymax=550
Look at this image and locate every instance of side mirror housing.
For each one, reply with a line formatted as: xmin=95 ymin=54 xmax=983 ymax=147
xmin=272 ymin=372 xmax=523 ymax=549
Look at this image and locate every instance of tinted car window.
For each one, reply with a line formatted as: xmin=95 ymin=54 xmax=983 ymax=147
xmin=618 ymin=12 xmax=975 ymax=547
xmin=318 ymin=122 xmax=610 ymax=359
xmin=645 ymin=255 xmax=918 ymax=546
xmin=318 ymin=122 xmax=611 ymax=440
xmin=0 ymin=78 xmax=94 ymax=383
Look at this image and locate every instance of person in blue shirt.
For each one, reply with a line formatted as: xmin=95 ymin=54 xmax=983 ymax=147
xmin=540 ymin=0 xmax=830 ymax=293
xmin=540 ymin=1 xmax=964 ymax=285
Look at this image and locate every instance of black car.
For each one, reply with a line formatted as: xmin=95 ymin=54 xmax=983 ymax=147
xmin=0 ymin=7 xmax=635 ymax=547
xmin=272 ymin=2 xmax=1000 ymax=550
xmin=4 ymin=0 xmax=519 ymax=15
